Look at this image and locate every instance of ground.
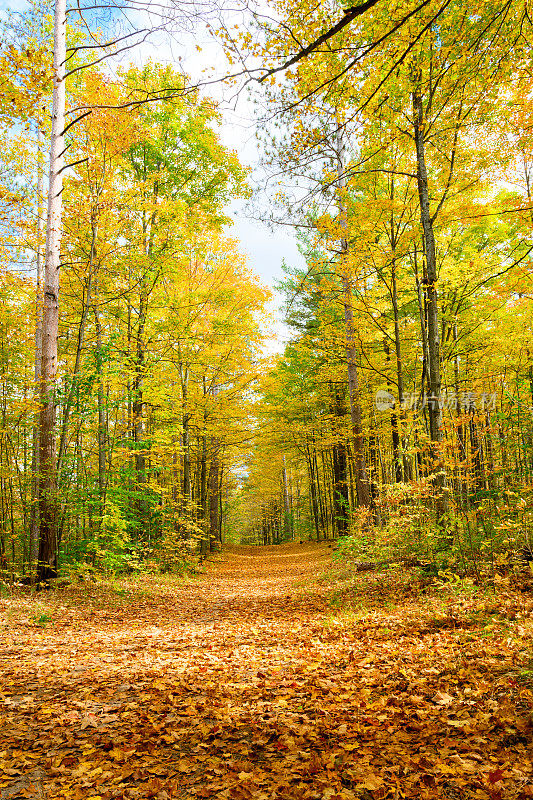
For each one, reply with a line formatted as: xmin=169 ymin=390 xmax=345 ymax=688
xmin=1 ymin=543 xmax=533 ymax=800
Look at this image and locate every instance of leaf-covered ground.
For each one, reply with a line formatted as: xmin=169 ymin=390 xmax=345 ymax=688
xmin=1 ymin=543 xmax=533 ymax=800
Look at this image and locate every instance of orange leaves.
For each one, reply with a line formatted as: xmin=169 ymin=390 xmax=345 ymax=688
xmin=80 ymin=713 xmax=99 ymax=730
xmin=432 ymin=690 xmax=454 ymax=705
xmin=1 ymin=544 xmax=533 ymax=799
xmin=356 ymin=773 xmax=385 ymax=792
xmin=0 ymin=42 xmax=49 ymax=122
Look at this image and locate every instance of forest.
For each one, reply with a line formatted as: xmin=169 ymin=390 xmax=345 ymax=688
xmin=3 ymin=2 xmax=533 ymax=799
xmin=2 ymin=0 xmax=533 ymax=581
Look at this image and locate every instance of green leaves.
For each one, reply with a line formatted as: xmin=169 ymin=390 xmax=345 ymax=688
xmin=123 ymin=63 xmax=248 ymax=221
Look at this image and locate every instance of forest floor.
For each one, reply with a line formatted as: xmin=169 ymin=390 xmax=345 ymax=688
xmin=1 ymin=543 xmax=533 ymax=800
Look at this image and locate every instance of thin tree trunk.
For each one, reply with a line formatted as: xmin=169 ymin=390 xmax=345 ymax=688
xmin=218 ymin=467 xmax=224 ymax=545
xmin=94 ymin=299 xmax=106 ymax=520
xmin=313 ymin=446 xmax=325 ymax=540
xmin=200 ymin=431 xmax=208 ymax=556
xmin=282 ymin=455 xmax=292 ymax=539
xmin=320 ymin=449 xmax=333 ymax=539
xmin=412 ymin=84 xmax=447 ymax=518
xmin=306 ymin=443 xmax=320 ymax=542
xmin=38 ymin=0 xmax=67 ymax=581
xmin=469 ymin=413 xmax=485 ymax=497
xmin=390 ymin=256 xmax=410 ymax=480
xmin=208 ymin=446 xmax=220 ymax=552
xmin=335 ymin=130 xmax=371 ymax=509
xmin=179 ymin=362 xmax=191 ymax=511
xmin=384 ymin=337 xmax=402 ymax=482
xmin=133 ymin=296 xmax=148 ymax=538
xmin=198 ymin=377 xmax=209 ymax=555
xmin=208 ymin=384 xmax=220 ymax=552
xmin=484 ymin=411 xmax=495 ymax=491
xmin=453 ymin=318 xmax=467 ymax=505
xmin=331 ymin=385 xmax=349 ymax=535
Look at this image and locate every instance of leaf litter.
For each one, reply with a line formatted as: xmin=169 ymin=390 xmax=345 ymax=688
xmin=1 ymin=543 xmax=533 ymax=799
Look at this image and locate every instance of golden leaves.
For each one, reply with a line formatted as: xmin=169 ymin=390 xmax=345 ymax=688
xmin=2 ymin=544 xmax=533 ymax=799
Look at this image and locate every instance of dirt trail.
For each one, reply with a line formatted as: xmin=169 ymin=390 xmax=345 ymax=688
xmin=1 ymin=544 xmax=532 ymax=800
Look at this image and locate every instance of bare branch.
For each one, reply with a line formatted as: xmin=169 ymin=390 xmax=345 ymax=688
xmin=257 ymin=0 xmax=381 ymax=83
xmin=61 ymin=109 xmax=92 ymax=136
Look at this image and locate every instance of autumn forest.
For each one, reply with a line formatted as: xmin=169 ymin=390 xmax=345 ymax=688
xmin=2 ymin=0 xmax=533 ymax=798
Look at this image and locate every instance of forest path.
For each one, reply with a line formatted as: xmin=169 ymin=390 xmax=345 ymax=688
xmin=1 ymin=543 xmax=533 ymax=800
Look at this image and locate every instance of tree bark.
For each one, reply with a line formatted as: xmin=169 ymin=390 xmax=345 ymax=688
xmin=38 ymin=0 xmax=67 ymax=581
xmin=180 ymin=363 xmax=191 ymax=506
xmin=282 ymin=455 xmax=293 ymax=539
xmin=208 ymin=446 xmax=220 ymax=551
xmin=335 ymin=130 xmax=371 ymax=509
xmin=133 ymin=295 xmax=148 ymax=538
xmin=57 ymin=266 xmax=93 ymax=472
xmin=384 ymin=337 xmax=402 ymax=482
xmin=331 ymin=385 xmax=349 ymax=535
xmin=390 ymin=255 xmax=411 ymax=480
xmin=412 ymin=84 xmax=447 ymax=519
xmin=412 ymin=86 xmax=442 ymax=443
xmin=199 ymin=432 xmax=208 ymax=555
xmin=208 ymin=384 xmax=221 ymax=552
xmin=306 ymin=441 xmax=320 ymax=541
xmin=94 ymin=298 xmax=106 ymax=520
xmin=453 ymin=318 xmax=467 ymax=505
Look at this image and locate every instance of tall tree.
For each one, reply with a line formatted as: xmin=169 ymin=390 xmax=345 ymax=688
xmin=38 ymin=0 xmax=66 ymax=580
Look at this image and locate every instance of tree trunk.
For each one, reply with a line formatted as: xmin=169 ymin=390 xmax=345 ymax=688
xmin=199 ymin=378 xmax=209 ymax=556
xmin=199 ymin=429 xmax=208 ymax=556
xmin=412 ymin=84 xmax=447 ymax=518
xmin=94 ymin=299 xmax=106 ymax=521
xmin=133 ymin=297 xmax=148 ymax=538
xmin=331 ymin=385 xmax=349 ymax=535
xmin=390 ymin=256 xmax=411 ymax=480
xmin=306 ymin=443 xmax=320 ymax=541
xmin=180 ymin=364 xmax=191 ymax=506
xmin=335 ymin=130 xmax=372 ymax=509
xmin=453 ymin=318 xmax=467 ymax=505
xmin=208 ymin=446 xmax=220 ymax=552
xmin=469 ymin=413 xmax=485 ymax=498
xmin=38 ymin=0 xmax=67 ymax=581
xmin=320 ymin=448 xmax=333 ymax=539
xmin=282 ymin=455 xmax=292 ymax=539
xmin=384 ymin=337 xmax=402 ymax=482
xmin=208 ymin=384 xmax=221 ymax=552
xmin=57 ymin=267 xmax=93 ymax=472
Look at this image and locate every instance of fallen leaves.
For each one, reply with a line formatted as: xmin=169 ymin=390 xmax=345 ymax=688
xmin=1 ymin=544 xmax=533 ymax=799
xmin=356 ymin=774 xmax=384 ymax=791
xmin=80 ymin=713 xmax=99 ymax=730
xmin=432 ymin=691 xmax=454 ymax=705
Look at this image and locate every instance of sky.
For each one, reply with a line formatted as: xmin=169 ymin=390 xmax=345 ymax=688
xmin=227 ymin=205 xmax=302 ymax=289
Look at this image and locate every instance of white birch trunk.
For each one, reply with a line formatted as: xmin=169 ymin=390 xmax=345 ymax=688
xmin=38 ymin=0 xmax=67 ymax=579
